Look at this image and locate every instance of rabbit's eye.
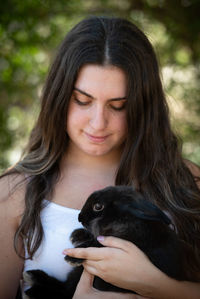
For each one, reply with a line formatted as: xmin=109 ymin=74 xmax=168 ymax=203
xmin=93 ymin=203 xmax=104 ymax=212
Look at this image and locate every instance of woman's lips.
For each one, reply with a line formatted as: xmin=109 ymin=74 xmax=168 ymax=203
xmin=85 ymin=132 xmax=109 ymax=143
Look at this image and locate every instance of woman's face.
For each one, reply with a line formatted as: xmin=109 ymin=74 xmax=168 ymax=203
xmin=66 ymin=64 xmax=128 ymax=158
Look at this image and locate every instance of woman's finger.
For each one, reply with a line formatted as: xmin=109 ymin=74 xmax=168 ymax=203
xmin=63 ymin=236 xmax=134 ymax=258
xmin=97 ymin=236 xmax=150 ymax=262
xmin=63 ymin=246 xmax=111 ymax=260
xmin=97 ymin=236 xmax=139 ymax=252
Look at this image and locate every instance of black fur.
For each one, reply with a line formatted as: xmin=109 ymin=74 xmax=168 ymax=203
xmin=24 ymin=186 xmax=191 ymax=298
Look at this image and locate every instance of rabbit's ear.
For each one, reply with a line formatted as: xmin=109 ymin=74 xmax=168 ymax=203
xmin=123 ymin=200 xmax=171 ymax=225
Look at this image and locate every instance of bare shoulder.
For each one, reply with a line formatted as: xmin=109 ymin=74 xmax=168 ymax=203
xmin=184 ymin=159 xmax=200 ymax=188
xmin=184 ymin=159 xmax=200 ymax=176
xmin=0 ymin=173 xmax=26 ymax=220
xmin=0 ymin=173 xmax=26 ymax=298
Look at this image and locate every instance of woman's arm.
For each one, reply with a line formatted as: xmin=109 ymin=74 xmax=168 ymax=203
xmin=72 ymin=269 xmax=147 ymax=299
xmin=0 ymin=175 xmax=25 ymax=299
xmin=64 ymin=236 xmax=200 ymax=299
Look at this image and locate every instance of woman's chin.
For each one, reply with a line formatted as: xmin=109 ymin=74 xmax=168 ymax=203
xmin=81 ymin=145 xmax=115 ymax=157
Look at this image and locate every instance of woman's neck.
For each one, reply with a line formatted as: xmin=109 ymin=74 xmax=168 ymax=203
xmin=61 ymin=143 xmax=122 ymax=173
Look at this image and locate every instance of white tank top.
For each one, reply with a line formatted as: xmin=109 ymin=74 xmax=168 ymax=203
xmin=22 ymin=200 xmax=82 ymax=291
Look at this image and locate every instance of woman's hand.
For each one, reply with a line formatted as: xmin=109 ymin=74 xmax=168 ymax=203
xmin=64 ymin=236 xmax=200 ymax=298
xmin=72 ymin=268 xmax=148 ymax=299
xmin=63 ymin=236 xmax=159 ymax=297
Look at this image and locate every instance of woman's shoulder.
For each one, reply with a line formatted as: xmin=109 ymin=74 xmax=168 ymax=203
xmin=184 ymin=159 xmax=200 ymax=188
xmin=0 ymin=173 xmax=26 ymax=220
xmin=184 ymin=159 xmax=200 ymax=176
xmin=0 ymin=173 xmax=26 ymax=298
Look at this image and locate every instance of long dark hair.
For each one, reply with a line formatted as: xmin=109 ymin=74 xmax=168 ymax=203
xmin=2 ymin=16 xmax=200 ymax=278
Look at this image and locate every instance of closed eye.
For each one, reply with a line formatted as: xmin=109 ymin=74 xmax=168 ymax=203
xmin=109 ymin=101 xmax=127 ymax=111
xmin=74 ymin=97 xmax=126 ymax=111
xmin=74 ymin=97 xmax=91 ymax=106
xmin=106 ymin=97 xmax=127 ymax=111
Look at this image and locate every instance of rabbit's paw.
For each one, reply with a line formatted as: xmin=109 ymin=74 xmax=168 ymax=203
xmin=23 ymin=270 xmax=51 ymax=286
xmin=64 ymin=255 xmax=84 ymax=266
xmin=70 ymin=228 xmax=93 ymax=246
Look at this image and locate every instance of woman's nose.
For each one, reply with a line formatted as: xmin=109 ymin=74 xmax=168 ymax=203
xmin=89 ymin=105 xmax=108 ymax=130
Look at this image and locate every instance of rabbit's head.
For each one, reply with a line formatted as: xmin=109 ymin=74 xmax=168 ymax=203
xmin=78 ymin=186 xmax=171 ymax=239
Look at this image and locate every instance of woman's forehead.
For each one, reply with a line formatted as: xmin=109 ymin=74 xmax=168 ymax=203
xmin=74 ymin=64 xmax=127 ymax=99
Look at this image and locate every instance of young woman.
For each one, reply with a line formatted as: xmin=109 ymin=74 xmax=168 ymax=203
xmin=0 ymin=16 xmax=200 ymax=299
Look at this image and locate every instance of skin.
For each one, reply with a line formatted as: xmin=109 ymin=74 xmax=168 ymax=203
xmin=0 ymin=64 xmax=200 ymax=298
xmin=72 ymin=269 xmax=148 ymax=299
xmin=66 ymin=64 xmax=128 ymax=159
xmin=0 ymin=175 xmax=25 ymax=299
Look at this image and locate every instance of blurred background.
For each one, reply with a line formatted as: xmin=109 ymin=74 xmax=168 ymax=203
xmin=0 ymin=0 xmax=200 ymax=172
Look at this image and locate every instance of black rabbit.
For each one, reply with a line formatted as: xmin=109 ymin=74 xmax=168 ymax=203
xmin=24 ymin=186 xmax=191 ymax=299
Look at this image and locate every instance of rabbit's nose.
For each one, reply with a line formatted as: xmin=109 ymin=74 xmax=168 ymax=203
xmin=78 ymin=212 xmax=82 ymax=223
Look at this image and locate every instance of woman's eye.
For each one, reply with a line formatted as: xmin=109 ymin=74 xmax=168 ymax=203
xmin=74 ymin=97 xmax=90 ymax=106
xmin=110 ymin=101 xmax=127 ymax=111
xmin=110 ymin=104 xmax=126 ymax=111
xmin=93 ymin=203 xmax=104 ymax=212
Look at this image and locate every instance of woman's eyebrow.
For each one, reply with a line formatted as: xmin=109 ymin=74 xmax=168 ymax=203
xmin=74 ymin=87 xmax=127 ymax=101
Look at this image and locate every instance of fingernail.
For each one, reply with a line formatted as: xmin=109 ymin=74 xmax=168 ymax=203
xmin=62 ymin=250 xmax=69 ymax=255
xmin=97 ymin=236 xmax=104 ymax=242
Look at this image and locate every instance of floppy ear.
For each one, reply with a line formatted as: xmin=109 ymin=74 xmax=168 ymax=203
xmin=122 ymin=200 xmax=171 ymax=225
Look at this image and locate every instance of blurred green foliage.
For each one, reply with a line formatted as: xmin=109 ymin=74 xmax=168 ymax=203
xmin=0 ymin=0 xmax=200 ymax=171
